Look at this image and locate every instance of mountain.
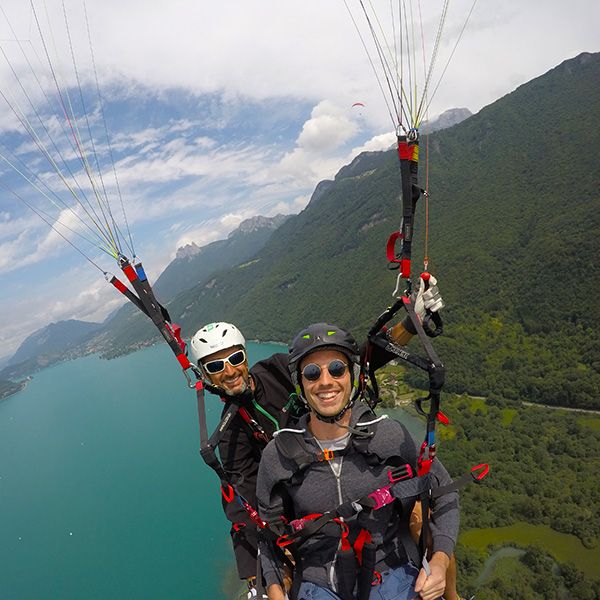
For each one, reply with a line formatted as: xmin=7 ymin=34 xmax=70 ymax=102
xmin=2 ymin=319 xmax=102 ymax=379
xmin=2 ymin=213 xmax=290 ymax=375
xmin=152 ymin=214 xmax=290 ymax=300
xmin=421 ymin=108 xmax=472 ymax=134
xmin=19 ymin=53 xmax=598 ymax=409
xmin=143 ymin=52 xmax=598 ymax=410
xmin=79 ymin=213 xmax=290 ymax=359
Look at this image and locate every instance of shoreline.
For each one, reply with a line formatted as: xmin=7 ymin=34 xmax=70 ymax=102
xmin=0 ymin=380 xmax=28 ymax=402
xmin=5 ymin=341 xmax=600 ymax=415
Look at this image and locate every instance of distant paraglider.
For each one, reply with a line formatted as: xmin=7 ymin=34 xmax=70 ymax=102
xmin=351 ymin=101 xmax=365 ymax=118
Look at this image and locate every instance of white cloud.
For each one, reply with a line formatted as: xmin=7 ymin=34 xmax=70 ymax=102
xmin=268 ymin=195 xmax=310 ymax=216
xmin=296 ymin=101 xmax=357 ymax=153
xmin=349 ymin=132 xmax=396 ymax=156
xmin=1 ymin=0 xmax=599 ymax=355
xmin=0 ymin=1 xmax=597 ymax=123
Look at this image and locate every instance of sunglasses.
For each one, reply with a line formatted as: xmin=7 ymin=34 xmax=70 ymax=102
xmin=203 ymin=349 xmax=246 ymax=374
xmin=301 ymin=359 xmax=348 ymax=382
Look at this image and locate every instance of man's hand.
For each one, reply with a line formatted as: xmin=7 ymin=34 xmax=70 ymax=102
xmin=266 ymin=583 xmax=286 ymax=600
xmin=389 ymin=274 xmax=445 ymax=344
xmin=413 ymin=274 xmax=445 ymax=320
xmin=413 ymin=552 xmax=449 ymax=600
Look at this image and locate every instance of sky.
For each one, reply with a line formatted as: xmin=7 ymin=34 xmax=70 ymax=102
xmin=0 ymin=0 xmax=598 ymax=361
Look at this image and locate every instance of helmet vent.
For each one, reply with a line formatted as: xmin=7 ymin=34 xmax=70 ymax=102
xmin=222 ymin=329 xmax=228 ymax=337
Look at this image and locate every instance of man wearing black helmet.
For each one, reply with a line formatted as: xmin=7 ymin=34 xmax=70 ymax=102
xmin=256 ymin=323 xmax=459 ymax=600
xmin=189 ymin=278 xmax=446 ymax=596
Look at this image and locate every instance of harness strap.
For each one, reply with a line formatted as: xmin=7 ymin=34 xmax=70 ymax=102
xmin=118 ymin=257 xmax=191 ymax=370
xmin=195 ymin=381 xmax=268 ymax=530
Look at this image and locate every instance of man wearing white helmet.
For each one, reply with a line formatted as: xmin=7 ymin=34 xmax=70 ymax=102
xmin=190 ymin=321 xmax=299 ymax=594
xmin=188 ymin=276 xmax=445 ymax=595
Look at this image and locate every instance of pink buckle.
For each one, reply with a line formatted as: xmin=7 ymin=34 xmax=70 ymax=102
xmin=368 ymin=486 xmax=394 ymax=510
xmin=290 ymin=518 xmax=305 ymax=532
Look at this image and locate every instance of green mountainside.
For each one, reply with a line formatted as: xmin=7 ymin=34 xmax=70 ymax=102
xmin=93 ymin=52 xmax=599 ymax=409
xmin=163 ymin=52 xmax=599 ymax=409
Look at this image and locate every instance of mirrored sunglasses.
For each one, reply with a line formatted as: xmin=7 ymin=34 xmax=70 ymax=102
xmin=301 ymin=359 xmax=348 ymax=382
xmin=203 ymin=349 xmax=246 ymax=374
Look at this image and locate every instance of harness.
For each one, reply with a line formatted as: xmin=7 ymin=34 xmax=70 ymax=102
xmin=195 ymin=380 xmax=271 ymax=532
xmin=264 ymin=414 xmax=487 ymax=600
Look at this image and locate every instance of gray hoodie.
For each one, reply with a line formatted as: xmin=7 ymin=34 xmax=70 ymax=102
xmin=256 ymin=401 xmax=459 ymax=592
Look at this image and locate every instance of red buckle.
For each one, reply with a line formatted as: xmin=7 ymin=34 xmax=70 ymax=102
xmin=372 ymin=571 xmax=382 ymax=586
xmin=417 ymin=458 xmax=433 ymax=477
xmin=318 ymin=449 xmax=335 ymax=461
xmin=276 ymin=535 xmax=294 ymax=548
xmin=436 ymin=411 xmax=450 ymax=425
xmin=471 ymin=463 xmax=489 ymax=481
xmin=388 ymin=464 xmax=413 ymax=483
xmin=232 ymin=522 xmax=246 ymax=532
xmin=386 ymin=231 xmax=403 ymax=263
xmin=220 ymin=484 xmax=234 ymax=503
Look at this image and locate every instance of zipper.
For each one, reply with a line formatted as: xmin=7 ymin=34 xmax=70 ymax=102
xmin=328 ymin=456 xmax=344 ymax=592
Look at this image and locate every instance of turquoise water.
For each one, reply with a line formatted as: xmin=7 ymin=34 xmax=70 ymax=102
xmin=0 ymin=342 xmax=283 ymax=600
xmin=0 ymin=342 xmax=427 ymax=599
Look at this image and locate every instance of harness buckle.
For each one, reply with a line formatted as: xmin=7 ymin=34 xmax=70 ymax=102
xmin=318 ymin=449 xmax=335 ymax=461
xmin=367 ymin=485 xmax=394 ymax=510
xmin=387 ymin=464 xmax=413 ymax=483
xmin=276 ymin=535 xmax=294 ymax=548
xmin=221 ymin=484 xmax=235 ymax=503
xmin=471 ymin=463 xmax=489 ymax=481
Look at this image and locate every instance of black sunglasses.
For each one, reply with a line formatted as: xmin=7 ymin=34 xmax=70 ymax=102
xmin=301 ymin=359 xmax=348 ymax=382
xmin=203 ymin=349 xmax=246 ymax=374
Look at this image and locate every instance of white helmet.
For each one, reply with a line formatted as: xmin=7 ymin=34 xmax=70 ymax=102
xmin=189 ymin=322 xmax=246 ymax=367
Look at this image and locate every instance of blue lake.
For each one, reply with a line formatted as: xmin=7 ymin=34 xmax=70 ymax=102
xmin=0 ymin=342 xmax=425 ymax=599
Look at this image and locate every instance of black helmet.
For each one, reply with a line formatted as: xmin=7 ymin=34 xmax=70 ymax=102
xmin=288 ymin=323 xmax=361 ymax=423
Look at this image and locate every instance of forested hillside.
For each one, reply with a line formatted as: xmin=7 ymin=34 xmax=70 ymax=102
xmin=98 ymin=53 xmax=600 ymax=409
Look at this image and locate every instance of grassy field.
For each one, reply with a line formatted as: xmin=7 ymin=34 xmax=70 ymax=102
xmin=460 ymin=522 xmax=600 ymax=580
xmin=579 ymin=416 xmax=600 ymax=431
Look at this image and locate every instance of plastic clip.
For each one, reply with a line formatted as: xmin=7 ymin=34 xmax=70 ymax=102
xmin=436 ymin=411 xmax=450 ymax=425
xmin=388 ymin=464 xmax=413 ymax=483
xmin=367 ymin=486 xmax=394 ymax=510
xmin=471 ymin=463 xmax=489 ymax=481
xmin=318 ymin=449 xmax=335 ymax=461
xmin=221 ymin=484 xmax=235 ymax=503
